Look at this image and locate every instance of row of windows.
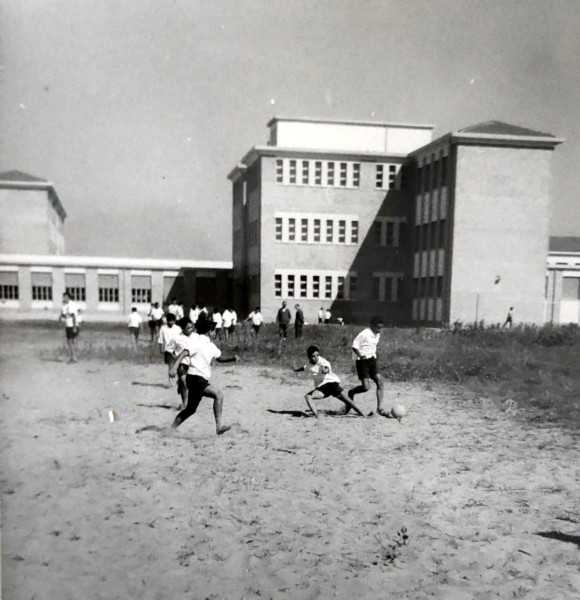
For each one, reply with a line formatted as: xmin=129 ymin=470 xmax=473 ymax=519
xmin=275 ymin=159 xmax=402 ymax=191
xmin=274 ymin=273 xmax=356 ymax=300
xmin=417 ymin=155 xmax=448 ymax=193
xmin=371 ymin=274 xmax=405 ymax=302
xmin=413 ymin=276 xmax=444 ymax=299
xmin=373 ymin=220 xmax=407 ymax=248
xmin=415 ymin=221 xmax=446 ymax=250
xmin=275 ymin=216 xmax=359 ymax=245
xmin=0 ymin=285 xmax=152 ymax=304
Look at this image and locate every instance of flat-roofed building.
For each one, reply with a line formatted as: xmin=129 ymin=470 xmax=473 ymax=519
xmin=230 ymin=118 xmax=564 ymax=326
xmin=546 ymin=236 xmax=580 ymax=325
xmin=0 ymin=170 xmax=66 ymax=255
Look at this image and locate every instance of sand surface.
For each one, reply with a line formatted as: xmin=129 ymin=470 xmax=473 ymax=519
xmin=1 ymin=327 xmax=580 ymax=599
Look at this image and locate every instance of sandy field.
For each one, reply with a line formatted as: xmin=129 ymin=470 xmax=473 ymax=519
xmin=1 ymin=325 xmax=580 ymax=599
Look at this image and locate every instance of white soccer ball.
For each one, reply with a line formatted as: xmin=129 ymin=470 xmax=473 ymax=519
xmin=391 ymin=404 xmax=407 ymax=419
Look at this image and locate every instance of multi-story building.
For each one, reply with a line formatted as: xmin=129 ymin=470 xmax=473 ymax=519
xmin=0 ymin=170 xmax=66 ymax=255
xmin=230 ymin=117 xmax=563 ymax=326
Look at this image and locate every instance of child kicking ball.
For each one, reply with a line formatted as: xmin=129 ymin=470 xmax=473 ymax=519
xmin=294 ymin=345 xmax=366 ymax=418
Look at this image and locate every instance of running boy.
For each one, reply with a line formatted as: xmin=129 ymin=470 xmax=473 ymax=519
xmin=347 ymin=315 xmax=388 ymax=416
xmin=127 ymin=307 xmax=142 ymax=348
xmin=168 ymin=319 xmax=239 ymax=435
xmin=294 ymin=345 xmax=365 ymax=418
xmin=158 ymin=312 xmax=182 ymax=386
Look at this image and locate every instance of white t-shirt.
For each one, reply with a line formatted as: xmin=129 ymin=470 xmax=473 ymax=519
xmin=189 ymin=307 xmax=200 ymax=323
xmin=352 ymin=328 xmax=380 ymax=359
xmin=325 ymin=310 xmax=332 ymax=320
xmin=222 ymin=310 xmax=234 ymax=328
xmin=158 ymin=323 xmax=183 ymax=351
xmin=184 ymin=336 xmax=221 ymax=380
xmin=175 ymin=305 xmax=184 ymax=319
xmin=248 ymin=311 xmax=263 ymax=326
xmin=305 ymin=356 xmax=340 ymax=387
xmin=61 ymin=301 xmax=79 ymax=327
xmin=127 ymin=312 xmax=142 ymax=328
xmin=150 ymin=307 xmax=164 ymax=321
xmin=212 ymin=312 xmax=223 ymax=328
xmin=167 ymin=303 xmax=179 ymax=316
xmin=167 ymin=331 xmax=197 ymax=366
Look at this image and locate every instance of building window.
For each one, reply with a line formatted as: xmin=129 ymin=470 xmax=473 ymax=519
xmin=301 ymin=218 xmax=308 ymax=242
xmin=275 ymin=218 xmax=283 ymax=241
xmin=337 ymin=276 xmax=345 ymax=299
xmin=289 ymin=160 xmax=297 ymax=184
xmin=325 ymin=276 xmax=332 ymax=299
xmin=372 ymin=276 xmax=381 ymax=301
xmin=301 ymin=160 xmax=309 ymax=185
xmin=65 ymin=273 xmax=86 ymax=302
xmin=327 ymin=162 xmax=335 ymax=187
xmin=349 ymin=275 xmax=357 ymax=300
xmin=313 ymin=219 xmax=321 ymax=242
xmin=338 ymin=220 xmax=346 ymax=243
xmin=339 ymin=162 xmax=347 ymax=186
xmin=288 ymin=218 xmax=296 ymax=241
xmin=374 ymin=221 xmax=382 ymax=245
xmin=388 ymin=165 xmax=397 ymax=189
xmin=275 ymin=274 xmax=282 ymax=297
xmin=312 ymin=275 xmax=320 ymax=298
xmin=0 ymin=271 xmax=19 ymax=300
xmin=399 ymin=222 xmax=407 ymax=247
xmin=326 ymin=220 xmax=333 ymax=243
xmin=351 ymin=221 xmax=359 ymax=244
xmin=287 ymin=274 xmax=295 ymax=298
xmin=315 ymin=161 xmax=322 ymax=185
xmin=375 ymin=164 xmax=384 ymax=189
xmin=98 ymin=274 xmax=119 ymax=303
xmin=66 ymin=287 xmax=86 ymax=301
xmin=300 ymin=275 xmax=307 ymax=298
xmin=386 ymin=222 xmax=395 ymax=247
xmin=352 ymin=163 xmax=360 ymax=188
xmin=31 ymin=272 xmax=53 ymax=301
xmin=131 ymin=275 xmax=152 ymax=304
xmin=276 ymin=159 xmax=283 ymax=183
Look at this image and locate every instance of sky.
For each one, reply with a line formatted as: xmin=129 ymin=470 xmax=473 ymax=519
xmin=1 ymin=0 xmax=579 ymax=261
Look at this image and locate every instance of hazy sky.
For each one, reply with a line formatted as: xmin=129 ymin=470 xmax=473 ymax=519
xmin=1 ymin=0 xmax=579 ymax=260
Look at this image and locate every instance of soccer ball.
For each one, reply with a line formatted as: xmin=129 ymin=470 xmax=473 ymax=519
xmin=391 ymin=404 xmax=407 ymax=419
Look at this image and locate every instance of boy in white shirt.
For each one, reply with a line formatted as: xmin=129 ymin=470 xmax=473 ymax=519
xmin=246 ymin=306 xmax=263 ymax=336
xmin=166 ymin=318 xmax=196 ymax=409
xmin=212 ymin=308 xmax=223 ymax=341
xmin=221 ymin=308 xmax=234 ymax=342
xmin=347 ymin=315 xmax=387 ymax=416
xmin=168 ymin=319 xmax=239 ymax=435
xmin=294 ymin=345 xmax=365 ymax=418
xmin=127 ymin=307 xmax=142 ymax=348
xmin=59 ymin=293 xmax=79 ymax=363
xmin=158 ymin=313 xmax=182 ymax=386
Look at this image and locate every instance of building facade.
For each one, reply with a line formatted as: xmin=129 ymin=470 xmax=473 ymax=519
xmin=546 ymin=237 xmax=580 ymax=325
xmin=0 ymin=170 xmax=66 ymax=255
xmin=0 ymin=254 xmax=232 ymax=322
xmin=230 ymin=117 xmax=564 ymax=326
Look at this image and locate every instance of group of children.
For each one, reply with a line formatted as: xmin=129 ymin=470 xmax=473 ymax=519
xmin=158 ymin=313 xmax=393 ymax=436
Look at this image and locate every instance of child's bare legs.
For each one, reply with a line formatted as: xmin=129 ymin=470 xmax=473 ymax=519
xmin=304 ymin=392 xmax=319 ymax=418
xmin=347 ymin=374 xmax=386 ymax=415
xmin=336 ymin=391 xmax=366 ymax=417
xmin=204 ymin=385 xmax=231 ymax=435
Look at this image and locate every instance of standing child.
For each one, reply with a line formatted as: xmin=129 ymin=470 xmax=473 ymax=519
xmin=168 ymin=319 xmax=239 ymax=435
xmin=294 ymin=345 xmax=366 ymax=418
xmin=158 ymin=313 xmax=183 ymax=387
xmin=347 ymin=315 xmax=388 ymax=416
xmin=59 ymin=292 xmax=79 ymax=363
xmin=127 ymin=307 xmax=142 ymax=348
xmin=246 ymin=306 xmax=263 ymax=336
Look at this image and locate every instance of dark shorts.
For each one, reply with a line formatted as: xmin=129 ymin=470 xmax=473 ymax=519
xmin=163 ymin=351 xmax=174 ymax=365
xmin=185 ymin=374 xmax=211 ymax=411
xmin=66 ymin=327 xmax=79 ymax=340
xmin=148 ymin=320 xmax=156 ymax=329
xmin=252 ymin=324 xmax=261 ymax=334
xmin=316 ymin=382 xmax=343 ymax=398
xmin=356 ymin=357 xmax=378 ymax=381
xmin=229 ymin=324 xmax=236 ymax=333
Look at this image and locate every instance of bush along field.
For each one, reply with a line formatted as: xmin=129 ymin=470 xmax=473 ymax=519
xmin=21 ymin=319 xmax=580 ymax=431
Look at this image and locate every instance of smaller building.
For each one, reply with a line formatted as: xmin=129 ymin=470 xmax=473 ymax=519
xmin=0 ymin=170 xmax=66 ymax=255
xmin=546 ymin=237 xmax=580 ymax=324
xmin=0 ymin=254 xmax=232 ymax=322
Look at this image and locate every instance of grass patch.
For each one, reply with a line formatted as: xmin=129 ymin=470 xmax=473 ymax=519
xmin=2 ymin=320 xmax=579 ymax=430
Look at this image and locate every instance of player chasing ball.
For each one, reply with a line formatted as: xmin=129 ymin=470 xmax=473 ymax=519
xmin=167 ymin=319 xmax=239 ymax=435
xmin=294 ymin=345 xmax=366 ymax=418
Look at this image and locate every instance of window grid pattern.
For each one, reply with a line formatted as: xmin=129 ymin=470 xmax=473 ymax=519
xmin=375 ymin=163 xmax=401 ymax=190
xmin=132 ymin=289 xmax=152 ymax=303
xmin=372 ymin=273 xmax=405 ymax=302
xmin=0 ymin=285 xmax=19 ymax=300
xmin=374 ymin=219 xmax=407 ymax=247
xmin=275 ymin=159 xmax=361 ymax=188
xmin=66 ymin=287 xmax=86 ymax=302
xmin=274 ymin=215 xmax=359 ymax=245
xmin=99 ymin=288 xmax=119 ymax=303
xmin=274 ymin=272 xmax=357 ymax=300
xmin=32 ymin=286 xmax=52 ymax=301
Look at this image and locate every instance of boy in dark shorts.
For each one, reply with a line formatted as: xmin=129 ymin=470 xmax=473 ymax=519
xmin=168 ymin=319 xmax=239 ymax=435
xmin=294 ymin=345 xmax=365 ymax=418
xmin=347 ymin=315 xmax=388 ymax=416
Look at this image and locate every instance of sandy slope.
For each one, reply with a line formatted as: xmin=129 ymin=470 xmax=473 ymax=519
xmin=1 ymin=337 xmax=580 ymax=599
